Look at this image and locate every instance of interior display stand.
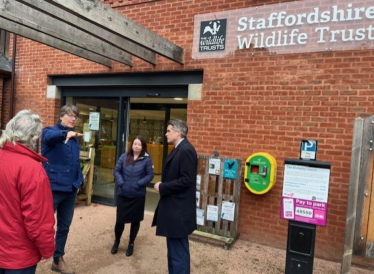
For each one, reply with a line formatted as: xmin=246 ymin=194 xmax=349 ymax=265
xmin=78 ymin=148 xmax=95 ymax=206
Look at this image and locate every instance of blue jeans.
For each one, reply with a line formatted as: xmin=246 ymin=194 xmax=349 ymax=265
xmin=0 ymin=265 xmax=36 ymax=274
xmin=52 ymin=190 xmax=77 ymax=258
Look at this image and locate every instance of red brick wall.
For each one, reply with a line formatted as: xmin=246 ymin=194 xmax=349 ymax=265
xmin=8 ymin=0 xmax=374 ymax=261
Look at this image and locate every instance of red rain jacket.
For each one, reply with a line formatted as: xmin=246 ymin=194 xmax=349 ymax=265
xmin=0 ymin=142 xmax=55 ymax=269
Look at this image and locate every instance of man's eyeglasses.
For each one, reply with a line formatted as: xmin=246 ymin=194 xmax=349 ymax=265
xmin=67 ymin=114 xmax=79 ymax=120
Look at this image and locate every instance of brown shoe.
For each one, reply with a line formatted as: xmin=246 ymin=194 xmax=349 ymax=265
xmin=51 ymin=257 xmax=75 ymax=274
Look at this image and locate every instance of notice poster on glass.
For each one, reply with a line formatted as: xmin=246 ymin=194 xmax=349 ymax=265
xmin=207 ymin=205 xmax=219 ymax=222
xmin=84 ymin=131 xmax=91 ymax=142
xmin=89 ymin=112 xmax=100 ymax=131
xmin=221 ymin=201 xmax=235 ymax=221
xmin=281 ymin=160 xmax=331 ymax=226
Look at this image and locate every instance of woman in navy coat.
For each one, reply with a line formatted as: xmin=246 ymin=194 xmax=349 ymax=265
xmin=111 ymin=135 xmax=154 ymax=256
xmin=152 ymin=119 xmax=197 ymax=274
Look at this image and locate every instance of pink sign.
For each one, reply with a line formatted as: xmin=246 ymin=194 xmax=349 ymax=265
xmin=281 ymin=163 xmax=330 ymax=226
xmin=281 ymin=197 xmax=328 ymax=226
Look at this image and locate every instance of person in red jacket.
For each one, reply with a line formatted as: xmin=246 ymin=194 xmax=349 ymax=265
xmin=0 ymin=110 xmax=55 ymax=274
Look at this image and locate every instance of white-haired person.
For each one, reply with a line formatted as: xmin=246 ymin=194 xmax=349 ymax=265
xmin=0 ymin=110 xmax=55 ymax=274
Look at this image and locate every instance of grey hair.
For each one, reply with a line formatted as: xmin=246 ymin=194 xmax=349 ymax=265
xmin=0 ymin=109 xmax=43 ymax=151
xmin=58 ymin=105 xmax=80 ymax=121
xmin=167 ymin=119 xmax=188 ymax=138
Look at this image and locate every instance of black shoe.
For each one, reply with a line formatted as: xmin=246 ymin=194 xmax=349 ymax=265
xmin=111 ymin=241 xmax=120 ymax=254
xmin=126 ymin=244 xmax=134 ymax=256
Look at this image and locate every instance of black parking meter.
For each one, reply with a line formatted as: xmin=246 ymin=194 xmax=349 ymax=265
xmin=282 ymin=143 xmax=330 ymax=274
xmin=285 ymin=221 xmax=316 ymax=274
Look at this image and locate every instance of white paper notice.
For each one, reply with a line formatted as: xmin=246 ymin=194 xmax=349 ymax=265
xmin=209 ymin=158 xmax=221 ymax=175
xmin=207 ymin=205 xmax=219 ymax=222
xmin=221 ymin=201 xmax=235 ymax=221
xmin=196 ymin=209 xmax=204 ymax=226
xmin=283 ymin=164 xmax=330 ymax=202
xmin=282 ymin=198 xmax=294 ymax=219
xmin=196 ymin=175 xmax=201 ymax=190
xmin=89 ymin=112 xmax=100 ymax=131
xmin=196 ymin=191 xmax=200 ymax=207
xmin=84 ymin=131 xmax=91 ymax=142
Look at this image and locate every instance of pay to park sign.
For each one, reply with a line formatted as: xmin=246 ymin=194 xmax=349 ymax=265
xmin=281 ymin=159 xmax=331 ymax=226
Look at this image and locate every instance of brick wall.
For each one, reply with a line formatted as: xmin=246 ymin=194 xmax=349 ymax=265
xmin=8 ymin=0 xmax=374 ymax=261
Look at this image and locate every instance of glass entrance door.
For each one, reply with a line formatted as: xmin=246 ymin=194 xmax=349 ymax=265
xmin=128 ymin=105 xmax=188 ymax=186
xmin=128 ymin=109 xmax=166 ymax=185
xmin=65 ymin=97 xmax=187 ymax=207
xmin=69 ymin=98 xmax=123 ymax=205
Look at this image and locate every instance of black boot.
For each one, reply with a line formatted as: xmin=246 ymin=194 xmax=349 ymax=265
xmin=126 ymin=243 xmax=134 ymax=256
xmin=111 ymin=240 xmax=120 ymax=254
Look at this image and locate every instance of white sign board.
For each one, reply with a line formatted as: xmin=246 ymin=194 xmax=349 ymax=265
xmin=207 ymin=205 xmax=219 ymax=222
xmin=221 ymin=201 xmax=235 ymax=222
xmin=89 ymin=112 xmax=100 ymax=131
xmin=281 ymin=162 xmax=331 ymax=226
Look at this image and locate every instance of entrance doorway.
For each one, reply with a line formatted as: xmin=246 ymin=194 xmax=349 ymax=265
xmin=65 ymin=96 xmax=187 ymax=207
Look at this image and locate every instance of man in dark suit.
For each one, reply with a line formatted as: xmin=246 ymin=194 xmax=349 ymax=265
xmin=152 ymin=119 xmax=197 ymax=274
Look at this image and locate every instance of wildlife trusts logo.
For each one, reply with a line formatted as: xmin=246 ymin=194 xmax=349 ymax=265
xmin=199 ymin=19 xmax=227 ymax=52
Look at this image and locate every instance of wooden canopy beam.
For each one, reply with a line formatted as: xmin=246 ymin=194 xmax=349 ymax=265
xmin=17 ymin=0 xmax=157 ymax=65
xmin=0 ymin=0 xmax=132 ymax=66
xmin=43 ymin=0 xmax=185 ymax=64
xmin=0 ymin=17 xmax=112 ymax=67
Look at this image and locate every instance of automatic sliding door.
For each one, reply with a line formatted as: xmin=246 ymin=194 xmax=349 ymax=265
xmin=72 ymin=99 xmax=121 ymax=205
xmin=129 ymin=109 xmax=166 ymax=184
xmin=93 ymin=106 xmax=118 ymax=200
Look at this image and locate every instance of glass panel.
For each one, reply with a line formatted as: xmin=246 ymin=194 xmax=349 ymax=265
xmin=64 ymin=97 xmax=187 ymax=208
xmin=129 ymin=109 xmax=165 ymax=184
xmin=94 ymin=107 xmax=118 ymax=199
xmin=168 ymin=108 xmax=188 ymax=155
xmin=170 ymin=108 xmax=187 ymax=121
xmin=72 ymin=99 xmax=120 ymax=204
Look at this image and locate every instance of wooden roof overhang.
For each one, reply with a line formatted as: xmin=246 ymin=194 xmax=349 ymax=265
xmin=0 ymin=29 xmax=11 ymax=77
xmin=0 ymin=0 xmax=185 ymax=68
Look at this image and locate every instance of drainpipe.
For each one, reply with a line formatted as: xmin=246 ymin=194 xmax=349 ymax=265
xmin=10 ymin=34 xmax=17 ymax=118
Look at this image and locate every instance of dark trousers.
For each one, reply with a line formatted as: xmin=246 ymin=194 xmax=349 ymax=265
xmin=166 ymin=237 xmax=190 ymax=274
xmin=0 ymin=265 xmax=37 ymax=274
xmin=52 ymin=190 xmax=77 ymax=258
xmin=114 ymin=221 xmax=140 ymax=244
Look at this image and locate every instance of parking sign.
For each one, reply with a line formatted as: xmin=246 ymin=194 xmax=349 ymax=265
xmin=300 ymin=140 xmax=317 ymax=160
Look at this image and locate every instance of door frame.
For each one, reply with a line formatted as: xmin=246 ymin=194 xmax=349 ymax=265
xmin=342 ymin=114 xmax=374 ymax=272
xmin=54 ymin=70 xmax=203 ymax=205
xmin=130 ymin=103 xmax=187 ymax=172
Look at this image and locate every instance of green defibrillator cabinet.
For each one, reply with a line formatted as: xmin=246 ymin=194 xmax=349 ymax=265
xmin=244 ymin=152 xmax=277 ymax=194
